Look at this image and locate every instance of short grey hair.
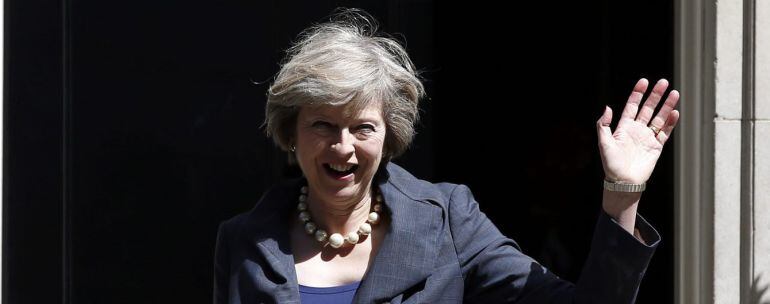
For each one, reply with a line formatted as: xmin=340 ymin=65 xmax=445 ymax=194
xmin=264 ymin=8 xmax=425 ymax=163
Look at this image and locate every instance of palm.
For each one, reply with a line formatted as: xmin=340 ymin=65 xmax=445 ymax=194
xmin=597 ymin=79 xmax=680 ymax=184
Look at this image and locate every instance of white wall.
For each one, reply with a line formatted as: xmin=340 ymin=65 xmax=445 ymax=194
xmin=676 ymin=0 xmax=770 ymax=302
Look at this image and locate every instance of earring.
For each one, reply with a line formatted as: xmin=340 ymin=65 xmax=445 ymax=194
xmin=290 ymin=145 xmax=296 ymax=152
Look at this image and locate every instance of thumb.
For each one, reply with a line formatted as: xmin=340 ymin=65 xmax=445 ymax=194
xmin=596 ymin=106 xmax=614 ymax=147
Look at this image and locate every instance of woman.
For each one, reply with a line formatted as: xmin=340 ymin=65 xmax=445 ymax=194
xmin=214 ymin=9 xmax=680 ymax=304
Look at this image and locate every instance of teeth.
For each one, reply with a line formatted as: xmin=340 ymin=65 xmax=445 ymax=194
xmin=329 ymin=164 xmax=354 ymax=172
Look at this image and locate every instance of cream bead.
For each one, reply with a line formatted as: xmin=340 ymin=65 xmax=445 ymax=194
xmin=304 ymin=222 xmax=317 ymax=234
xmin=329 ymin=233 xmax=345 ymax=248
xmin=345 ymin=232 xmax=360 ymax=244
xmin=358 ymin=223 xmax=372 ymax=235
xmin=298 ymin=184 xmax=382 ymax=248
xmin=368 ymin=212 xmax=379 ymax=224
xmin=314 ymin=229 xmax=328 ymax=242
xmin=299 ymin=211 xmax=311 ymax=222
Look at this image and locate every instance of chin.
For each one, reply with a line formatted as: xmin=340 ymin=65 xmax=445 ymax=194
xmin=328 ymin=184 xmax=361 ymax=198
xmin=314 ymin=181 xmax=365 ymax=202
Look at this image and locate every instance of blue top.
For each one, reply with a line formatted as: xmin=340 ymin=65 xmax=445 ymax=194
xmin=299 ymin=281 xmax=361 ymax=304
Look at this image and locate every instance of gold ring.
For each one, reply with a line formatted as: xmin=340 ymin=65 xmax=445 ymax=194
xmin=649 ymin=125 xmax=661 ymax=135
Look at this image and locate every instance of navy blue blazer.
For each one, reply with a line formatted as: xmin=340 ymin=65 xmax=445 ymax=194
xmin=214 ymin=163 xmax=659 ymax=303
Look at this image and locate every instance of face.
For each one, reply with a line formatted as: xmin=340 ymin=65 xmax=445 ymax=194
xmin=294 ymin=102 xmax=386 ymax=205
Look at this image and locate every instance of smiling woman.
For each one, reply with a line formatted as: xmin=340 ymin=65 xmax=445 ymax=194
xmin=294 ymin=104 xmax=386 ymax=200
xmin=213 ymin=7 xmax=679 ymax=304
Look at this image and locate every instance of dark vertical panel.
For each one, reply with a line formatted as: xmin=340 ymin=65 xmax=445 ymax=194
xmin=3 ymin=0 xmax=64 ymax=303
xmin=68 ymin=2 xmax=275 ymax=301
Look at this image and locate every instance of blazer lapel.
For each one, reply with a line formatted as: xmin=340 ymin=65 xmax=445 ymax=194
xmin=353 ymin=166 xmax=445 ymax=302
xmin=247 ymin=181 xmax=302 ymax=302
xmin=254 ymin=223 xmax=300 ymax=299
xmin=244 ymin=165 xmax=445 ymax=303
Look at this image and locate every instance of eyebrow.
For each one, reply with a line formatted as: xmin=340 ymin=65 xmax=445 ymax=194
xmin=308 ymin=114 xmax=331 ymax=120
xmin=307 ymin=113 xmax=382 ymax=124
xmin=302 ymin=112 xmax=336 ymax=123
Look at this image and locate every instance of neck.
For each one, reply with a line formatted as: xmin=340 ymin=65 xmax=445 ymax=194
xmin=306 ymin=187 xmax=373 ymax=234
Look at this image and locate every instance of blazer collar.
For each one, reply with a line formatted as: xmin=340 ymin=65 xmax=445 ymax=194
xmin=353 ymin=162 xmax=444 ymax=301
xmin=249 ymin=162 xmax=445 ymax=302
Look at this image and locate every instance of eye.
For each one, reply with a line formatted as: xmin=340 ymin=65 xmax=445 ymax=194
xmin=312 ymin=121 xmax=334 ymax=129
xmin=356 ymin=124 xmax=376 ymax=133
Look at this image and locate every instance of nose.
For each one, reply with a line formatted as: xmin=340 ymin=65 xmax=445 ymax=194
xmin=331 ymin=130 xmax=355 ymax=156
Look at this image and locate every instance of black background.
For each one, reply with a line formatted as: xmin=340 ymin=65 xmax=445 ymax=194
xmin=4 ymin=0 xmax=674 ymax=303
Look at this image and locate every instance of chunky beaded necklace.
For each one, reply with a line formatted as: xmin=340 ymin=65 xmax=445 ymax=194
xmin=296 ymin=185 xmax=382 ymax=248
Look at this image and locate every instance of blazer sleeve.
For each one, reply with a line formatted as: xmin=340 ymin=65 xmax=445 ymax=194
xmin=447 ymin=184 xmax=659 ymax=304
xmin=213 ymin=222 xmax=230 ymax=304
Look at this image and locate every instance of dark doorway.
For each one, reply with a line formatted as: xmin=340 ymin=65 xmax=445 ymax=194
xmin=4 ymin=1 xmax=674 ymax=303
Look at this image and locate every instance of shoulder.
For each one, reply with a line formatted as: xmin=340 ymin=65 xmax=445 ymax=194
xmin=218 ymin=177 xmax=302 ymax=238
xmin=381 ymin=162 xmax=471 ymax=209
xmin=383 ymin=163 xmax=508 ymax=255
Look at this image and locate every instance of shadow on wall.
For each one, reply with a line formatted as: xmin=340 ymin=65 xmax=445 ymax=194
xmin=753 ymin=274 xmax=770 ymax=304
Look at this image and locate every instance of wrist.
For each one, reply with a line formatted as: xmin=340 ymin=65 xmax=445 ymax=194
xmin=602 ymin=189 xmax=641 ymax=209
xmin=603 ymin=179 xmax=646 ymax=192
xmin=602 ymin=189 xmax=641 ymax=234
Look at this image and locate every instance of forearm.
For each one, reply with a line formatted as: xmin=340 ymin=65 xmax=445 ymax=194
xmin=601 ymin=189 xmax=641 ymax=236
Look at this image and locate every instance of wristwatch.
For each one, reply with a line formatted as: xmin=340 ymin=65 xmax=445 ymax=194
xmin=603 ymin=179 xmax=646 ymax=192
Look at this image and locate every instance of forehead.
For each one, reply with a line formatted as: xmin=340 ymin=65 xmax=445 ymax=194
xmin=301 ymin=101 xmax=383 ymax=121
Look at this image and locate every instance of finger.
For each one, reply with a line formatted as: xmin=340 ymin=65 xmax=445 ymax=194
xmin=597 ymin=106 xmax=614 ymax=147
xmin=620 ymin=78 xmax=649 ymax=121
xmin=657 ymin=109 xmax=680 ymax=145
xmin=648 ymin=89 xmax=680 ymax=130
xmin=636 ymin=78 xmax=669 ymax=124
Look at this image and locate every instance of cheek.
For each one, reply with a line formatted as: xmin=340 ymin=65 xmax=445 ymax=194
xmin=297 ymin=130 xmax=326 ymax=151
xmin=359 ymin=137 xmax=385 ymax=161
xmin=295 ymin=134 xmax=325 ymax=166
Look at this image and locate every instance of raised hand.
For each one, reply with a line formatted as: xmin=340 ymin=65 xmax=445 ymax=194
xmin=596 ymin=78 xmax=680 ymax=185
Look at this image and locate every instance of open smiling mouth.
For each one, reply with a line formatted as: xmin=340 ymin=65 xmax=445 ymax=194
xmin=323 ymin=163 xmax=359 ymax=179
